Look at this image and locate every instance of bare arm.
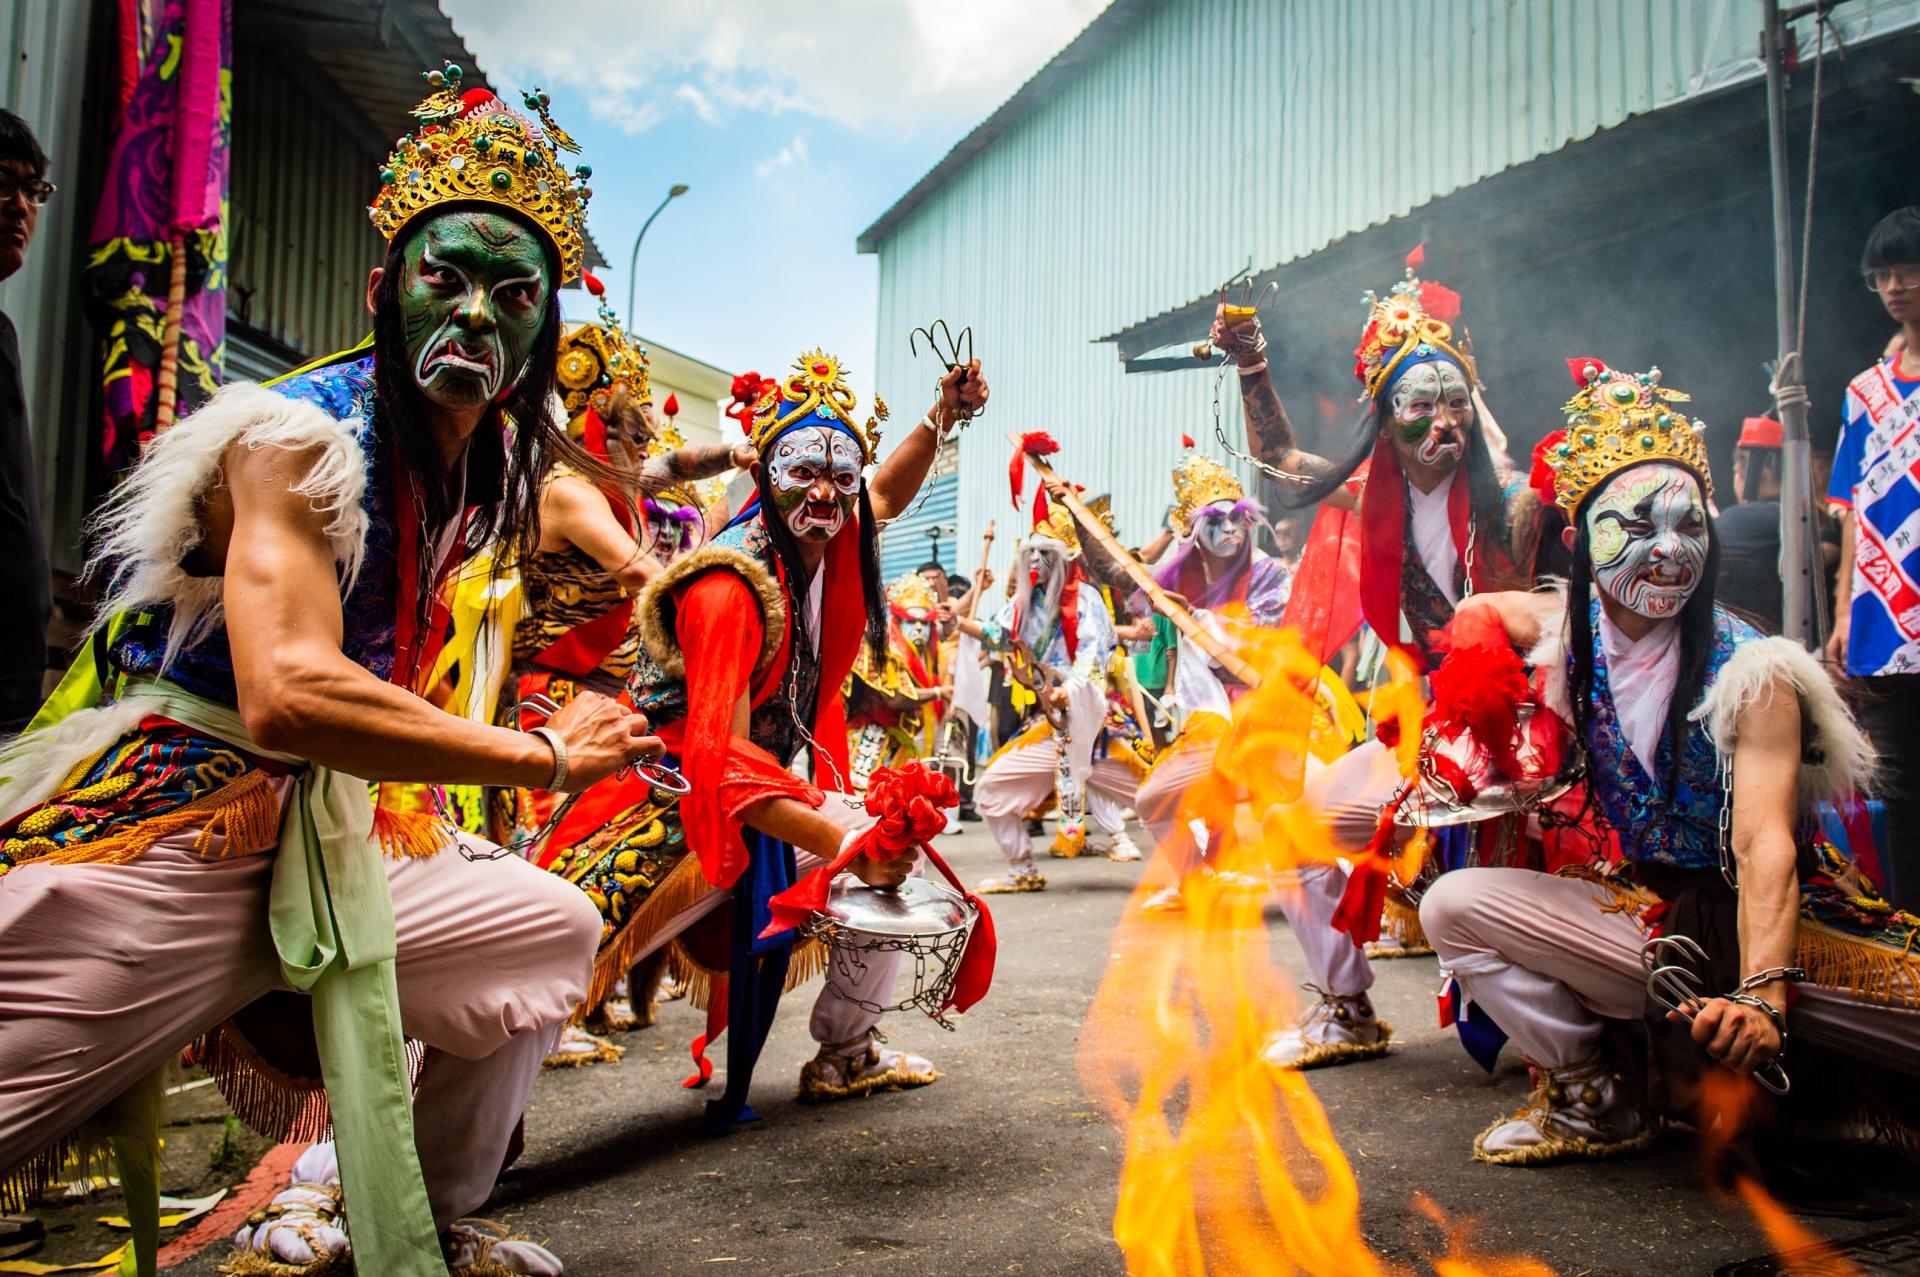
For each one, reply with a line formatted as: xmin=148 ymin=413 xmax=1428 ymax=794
xmin=640 ymin=441 xmax=755 ymax=492
xmin=1684 ymin=679 xmax=1800 ymax=1073
xmin=1447 ymin=589 xmax=1552 ymax=654
xmin=1212 ymin=310 xmax=1354 ymax=510
xmin=1826 ymin=509 xmax=1853 ymax=667
xmin=541 ymin=474 xmax=663 ymax=592
xmin=1136 ymin=527 xmax=1174 ymax=565
xmin=223 ymin=443 xmax=654 ymax=788
xmin=869 ymin=360 xmax=990 ymax=522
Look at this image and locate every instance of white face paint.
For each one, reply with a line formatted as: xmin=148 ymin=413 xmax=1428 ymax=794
xmin=767 ymin=425 xmax=862 ymax=541
xmin=1193 ymin=501 xmax=1249 ymax=559
xmin=1585 ymin=463 xmax=1708 ymax=619
xmin=1388 ymin=361 xmax=1473 ymax=468
xmin=901 ymin=619 xmax=931 ymax=646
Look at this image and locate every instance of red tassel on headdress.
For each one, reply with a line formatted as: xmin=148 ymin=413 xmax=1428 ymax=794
xmin=581 ymin=270 xmax=605 ymax=298
xmin=458 ymin=88 xmax=496 ymax=115
xmin=663 ymin=392 xmax=680 ymax=419
xmin=1404 ymin=243 xmax=1426 ymax=273
xmin=1007 ymin=430 xmax=1060 ymax=508
xmin=1181 ymin=432 xmax=1195 ymax=450
xmin=1529 ymin=430 xmax=1567 ymax=507
xmin=1031 ymin=484 xmax=1050 ymax=531
xmin=1417 ymin=280 xmax=1461 ymax=325
xmin=1567 ymin=356 xmax=1606 ymax=387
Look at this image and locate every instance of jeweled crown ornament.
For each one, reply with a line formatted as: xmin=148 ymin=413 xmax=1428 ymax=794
xmin=1169 ymin=453 xmax=1245 ymax=536
xmin=557 ymin=271 xmax=650 ymax=424
xmin=1537 ymin=358 xmax=1712 ymax=516
xmin=750 ymin=349 xmax=886 ymax=462
xmin=370 ymin=62 xmax=592 ymax=284
xmin=1352 ymin=245 xmax=1474 ymax=402
xmin=1033 ymin=493 xmax=1113 ymax=559
xmin=886 ymin=572 xmax=940 ymax=621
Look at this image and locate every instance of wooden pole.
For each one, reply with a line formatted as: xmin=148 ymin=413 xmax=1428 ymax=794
xmin=152 ymin=229 xmax=188 ymax=434
xmin=1011 ymin=434 xmax=1261 ymax=686
xmin=964 ymin=519 xmax=995 ymax=622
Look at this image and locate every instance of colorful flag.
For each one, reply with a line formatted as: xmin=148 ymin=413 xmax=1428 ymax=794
xmin=84 ymin=0 xmax=230 ymax=472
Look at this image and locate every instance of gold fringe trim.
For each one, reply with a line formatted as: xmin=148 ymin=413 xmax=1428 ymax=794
xmin=1049 ymin=826 xmax=1085 ymax=859
xmin=1266 ymin=1022 xmax=1394 ymax=1072
xmin=191 ymin=1019 xmax=429 ymax=1143
xmin=796 ymin=1057 xmax=941 ymax=1103
xmin=1795 ymin=921 xmax=1920 ymax=1009
xmin=577 ymin=853 xmax=713 ymax=1020
xmin=578 ymin=861 xmax=828 ymax=1022
xmin=38 ymin=769 xmax=280 ymax=868
xmin=1371 ymin=895 xmax=1435 ymax=958
xmin=1472 ymin=1113 xmax=1658 ymax=1167
xmin=976 ymin=873 xmax=1047 ymax=894
xmin=217 ymin=1247 xmax=352 ymax=1277
xmin=0 ymin=1131 xmax=97 ymax=1213
xmin=542 ymin=1031 xmax=625 ymax=1069
xmin=1108 ymin=738 xmax=1155 ymax=781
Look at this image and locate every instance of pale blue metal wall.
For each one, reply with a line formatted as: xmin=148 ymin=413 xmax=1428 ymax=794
xmin=866 ymin=0 xmax=1920 ymax=586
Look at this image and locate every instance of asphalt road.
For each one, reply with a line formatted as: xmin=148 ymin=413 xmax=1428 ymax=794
xmin=51 ymin=819 xmax=1920 ymax=1275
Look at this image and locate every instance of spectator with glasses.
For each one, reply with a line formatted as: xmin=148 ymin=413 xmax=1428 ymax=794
xmin=0 ymin=109 xmax=53 ymax=733
xmin=1828 ymin=206 xmax=1920 ymax=910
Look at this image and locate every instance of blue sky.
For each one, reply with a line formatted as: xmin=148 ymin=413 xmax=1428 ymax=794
xmin=443 ymin=0 xmax=1108 ymax=381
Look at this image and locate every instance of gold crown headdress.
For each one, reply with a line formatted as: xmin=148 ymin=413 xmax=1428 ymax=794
xmin=1170 ymin=453 xmax=1245 ymax=537
xmin=749 ymin=349 xmax=885 ymax=463
xmin=1353 ymin=250 xmax=1475 ymax=402
xmin=557 ymin=273 xmax=650 ymax=425
xmin=1534 ymin=358 xmax=1712 ymax=516
xmin=885 ymin=572 xmax=939 ymax=619
xmin=1033 ymin=494 xmax=1113 ymax=559
xmin=369 ymin=63 xmax=591 ymax=285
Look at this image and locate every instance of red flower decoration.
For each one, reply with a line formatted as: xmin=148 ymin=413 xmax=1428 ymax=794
xmin=860 ymin=761 xmax=958 ymax=859
xmin=1529 ymin=430 xmax=1566 ymax=508
xmin=1417 ymin=279 xmax=1461 ymax=325
xmin=729 ymin=371 xmax=765 ymax=404
xmin=663 ymin=392 xmax=680 ymax=418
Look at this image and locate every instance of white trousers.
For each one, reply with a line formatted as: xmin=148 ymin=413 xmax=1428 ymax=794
xmin=1420 ymin=867 xmax=1920 ymax=1075
xmin=975 ymin=736 xmax=1139 ymax=872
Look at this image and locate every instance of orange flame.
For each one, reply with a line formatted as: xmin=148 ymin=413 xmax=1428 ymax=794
xmin=1079 ymin=626 xmax=1520 ymax=1274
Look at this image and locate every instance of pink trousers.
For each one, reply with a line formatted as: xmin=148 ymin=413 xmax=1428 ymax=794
xmin=1420 ymin=867 xmax=1920 ymax=1075
xmin=0 ymin=804 xmax=601 ymax=1230
xmin=976 ymin=738 xmax=1137 ymax=871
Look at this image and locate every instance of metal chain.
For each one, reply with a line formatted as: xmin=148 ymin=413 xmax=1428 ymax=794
xmin=1716 ymin=753 xmax=1737 ymax=890
xmin=1208 ymin=358 xmax=1318 ymax=489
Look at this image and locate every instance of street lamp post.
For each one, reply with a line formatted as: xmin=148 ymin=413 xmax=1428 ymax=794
xmin=626 ymin=183 xmax=689 ymax=327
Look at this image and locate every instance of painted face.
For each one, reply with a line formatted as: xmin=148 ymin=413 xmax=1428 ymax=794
xmin=400 ymin=211 xmax=551 ymax=411
xmin=1585 ymin=463 xmax=1708 ymax=619
xmin=1193 ymin=501 xmax=1249 ymax=559
xmin=901 ymin=619 xmax=932 ymax=646
xmin=767 ymin=424 xmax=862 ymax=540
xmin=1387 ymin=360 xmax=1473 ymax=469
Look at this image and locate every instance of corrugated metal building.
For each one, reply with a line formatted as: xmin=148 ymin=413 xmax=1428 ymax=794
xmin=3 ymin=0 xmax=607 ymax=580
xmin=860 ymin=0 xmax=1920 ymax=585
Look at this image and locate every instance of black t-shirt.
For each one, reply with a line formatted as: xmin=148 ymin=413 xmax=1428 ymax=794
xmin=1716 ymin=500 xmax=1782 ymax=633
xmin=0 ymin=308 xmax=51 ymax=726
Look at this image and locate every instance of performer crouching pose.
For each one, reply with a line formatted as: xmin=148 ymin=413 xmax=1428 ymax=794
xmin=0 ymin=70 xmax=636 ymax=1276
xmin=963 ymin=501 xmax=1151 ymax=892
xmin=844 ymin=572 xmax=951 ymax=791
xmin=1420 ymin=359 xmax=1920 ymax=1166
xmin=599 ymin=349 xmax=986 ymax=1108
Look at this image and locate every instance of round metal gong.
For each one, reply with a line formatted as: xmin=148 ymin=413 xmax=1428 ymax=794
xmin=818 ymin=873 xmax=974 ymax=939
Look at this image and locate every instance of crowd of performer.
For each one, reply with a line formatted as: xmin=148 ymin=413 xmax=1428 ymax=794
xmin=0 ymin=63 xmax=1918 ymax=1276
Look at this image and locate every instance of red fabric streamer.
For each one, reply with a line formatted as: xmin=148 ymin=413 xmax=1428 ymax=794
xmin=1566 ymin=356 xmax=1606 ymax=388
xmin=759 ymin=761 xmax=996 ymax=1016
xmin=1280 ymin=481 xmax=1365 ymax=663
xmin=1331 ymin=786 xmax=1408 ymax=946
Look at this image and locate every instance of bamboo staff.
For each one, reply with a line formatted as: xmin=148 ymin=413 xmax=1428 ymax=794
xmin=153 ymin=231 xmax=188 ymax=432
xmin=1011 ymin=433 xmax=1260 ymax=686
xmin=965 ymin=519 xmax=995 ymax=622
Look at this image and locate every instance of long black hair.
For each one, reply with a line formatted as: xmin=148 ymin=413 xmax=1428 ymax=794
xmin=1564 ymin=462 xmax=1721 ymax=792
xmin=370 ymin=216 xmax=641 ymax=576
xmin=751 ymin=459 xmax=889 ymax=670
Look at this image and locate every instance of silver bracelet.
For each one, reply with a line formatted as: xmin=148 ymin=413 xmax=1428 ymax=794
xmin=1236 ymin=360 xmax=1269 ymax=377
xmin=1736 ymin=966 xmax=1805 ymax=993
xmin=528 ymin=726 xmax=568 ymax=791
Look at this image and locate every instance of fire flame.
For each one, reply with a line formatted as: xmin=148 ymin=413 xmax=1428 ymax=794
xmin=1077 ymin=624 xmax=1836 ymax=1275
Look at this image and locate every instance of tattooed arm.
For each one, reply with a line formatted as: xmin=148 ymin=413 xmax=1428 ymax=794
xmin=640 ymin=441 xmax=756 ymax=493
xmin=1210 ymin=307 xmax=1354 ymax=510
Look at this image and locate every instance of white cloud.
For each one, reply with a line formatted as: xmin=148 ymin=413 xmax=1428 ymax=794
xmin=444 ymin=0 xmax=1111 ymax=136
xmin=754 ymin=133 xmax=810 ymax=178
